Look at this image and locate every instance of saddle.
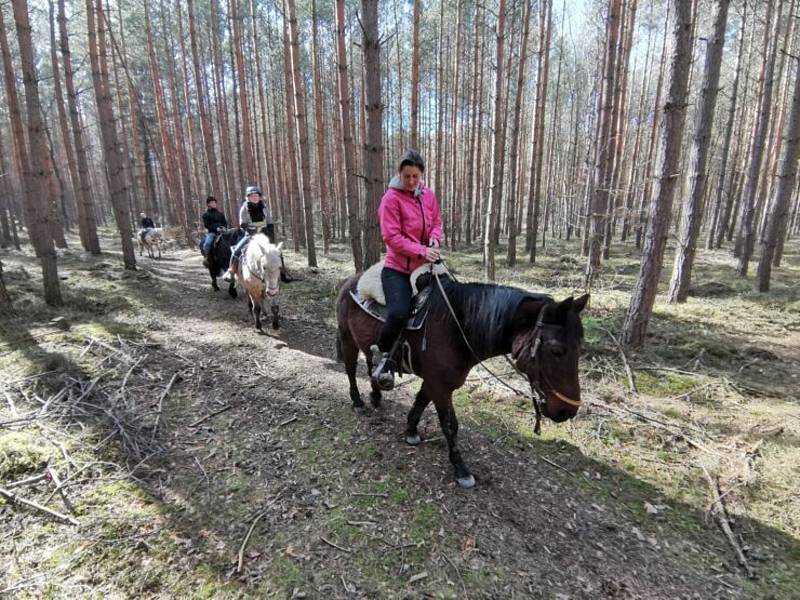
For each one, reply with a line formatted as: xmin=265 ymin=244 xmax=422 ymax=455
xmin=350 ymin=261 xmax=449 ymax=330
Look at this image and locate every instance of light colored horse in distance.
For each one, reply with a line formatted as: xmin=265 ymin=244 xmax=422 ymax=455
xmin=236 ymin=233 xmax=284 ymax=331
xmin=137 ymin=228 xmax=165 ymax=259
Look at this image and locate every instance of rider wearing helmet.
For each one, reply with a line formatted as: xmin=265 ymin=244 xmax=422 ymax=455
xmin=222 ymin=186 xmax=273 ymax=282
xmin=200 ymin=196 xmax=227 ymax=263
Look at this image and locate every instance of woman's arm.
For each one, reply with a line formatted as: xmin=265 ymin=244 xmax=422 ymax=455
xmin=238 ymin=203 xmax=249 ymax=227
xmin=379 ymin=195 xmax=427 ymax=259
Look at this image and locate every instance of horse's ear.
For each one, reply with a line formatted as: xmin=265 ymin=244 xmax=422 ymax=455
xmin=276 ymin=242 xmax=284 ymax=252
xmin=574 ymin=293 xmax=590 ymax=313
xmin=555 ymin=296 xmax=574 ymax=322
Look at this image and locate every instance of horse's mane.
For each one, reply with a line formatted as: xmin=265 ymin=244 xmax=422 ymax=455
xmin=426 ymin=279 xmax=554 ymax=359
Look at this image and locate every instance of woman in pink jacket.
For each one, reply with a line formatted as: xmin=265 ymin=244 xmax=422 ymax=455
xmin=371 ymin=150 xmax=443 ymax=391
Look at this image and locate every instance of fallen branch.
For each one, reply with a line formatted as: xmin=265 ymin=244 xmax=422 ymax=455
xmin=150 ymin=372 xmax=181 ymax=443
xmin=188 ymin=405 xmax=232 ymax=428
xmin=351 ymin=492 xmax=388 ymax=498
xmin=237 ymin=512 xmax=266 ymax=574
xmin=0 ymin=486 xmax=80 ymax=526
xmin=319 ymin=535 xmax=352 ymax=553
xmin=46 ymin=467 xmax=75 ymax=515
xmin=540 ymin=456 xmax=573 ymax=476
xmin=602 ymin=328 xmax=637 ymax=394
xmin=6 ymin=473 xmax=47 ymax=489
xmin=236 ymin=492 xmax=283 ymax=573
xmin=700 ymin=466 xmax=756 ymax=579
xmin=278 ymin=415 xmax=297 ymax=427
xmin=590 ymin=399 xmax=718 ymax=454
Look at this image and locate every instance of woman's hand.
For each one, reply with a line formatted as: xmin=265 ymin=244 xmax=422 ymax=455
xmin=425 ymin=245 xmax=441 ymax=263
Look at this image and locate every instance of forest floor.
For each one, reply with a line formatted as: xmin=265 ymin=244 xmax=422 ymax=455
xmin=1 ymin=229 xmax=799 ymax=599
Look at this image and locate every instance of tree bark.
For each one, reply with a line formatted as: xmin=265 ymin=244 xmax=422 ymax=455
xmin=11 ymin=0 xmax=62 ymax=303
xmin=286 ymin=0 xmax=318 ymax=266
xmin=484 ymin=0 xmax=506 ymax=281
xmin=505 ymin=0 xmax=532 ymax=266
xmin=335 ymin=0 xmax=363 ymax=271
xmin=706 ymin=6 xmax=746 ymax=250
xmin=230 ymin=0 xmax=256 ymax=185
xmin=585 ymin=0 xmax=622 ymax=283
xmin=757 ymin=52 xmax=800 ymax=291
xmin=87 ymin=0 xmax=135 ymax=269
xmin=667 ymin=0 xmax=730 ymax=302
xmin=736 ymin=0 xmax=782 ymax=275
xmin=361 ymin=0 xmax=383 ymax=267
xmin=623 ymin=0 xmax=693 ymax=347
xmin=311 ymin=0 xmax=331 ymax=254
xmin=410 ymin=0 xmax=421 ymax=150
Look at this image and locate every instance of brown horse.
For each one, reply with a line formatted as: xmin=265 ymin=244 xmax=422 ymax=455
xmin=336 ymin=273 xmax=589 ymax=488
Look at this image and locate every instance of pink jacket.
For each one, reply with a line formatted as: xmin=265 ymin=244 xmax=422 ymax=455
xmin=379 ymin=177 xmax=443 ymax=274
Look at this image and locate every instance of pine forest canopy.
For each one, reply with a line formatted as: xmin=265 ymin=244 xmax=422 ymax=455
xmin=0 ymin=0 xmax=798 ymax=347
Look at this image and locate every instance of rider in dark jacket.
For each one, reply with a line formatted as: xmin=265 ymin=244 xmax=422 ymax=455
xmin=200 ymin=196 xmax=227 ymax=257
xmin=139 ymin=213 xmax=155 ymax=242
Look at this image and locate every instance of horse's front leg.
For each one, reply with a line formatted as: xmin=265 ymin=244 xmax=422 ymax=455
xmin=270 ymin=296 xmax=280 ymax=330
xmin=252 ymin=297 xmax=263 ymax=330
xmin=433 ymin=391 xmax=474 ymax=489
xmin=365 ymin=352 xmax=382 ymax=408
xmin=228 ymin=280 xmax=237 ymax=298
xmin=405 ymin=387 xmax=432 ymax=445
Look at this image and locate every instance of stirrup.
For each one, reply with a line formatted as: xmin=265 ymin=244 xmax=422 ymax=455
xmin=369 ymin=345 xmax=395 ymax=391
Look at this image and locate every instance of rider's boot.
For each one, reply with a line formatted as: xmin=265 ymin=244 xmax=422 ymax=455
xmin=222 ymin=258 xmax=239 ymax=282
xmin=370 ymin=344 xmax=395 ymax=391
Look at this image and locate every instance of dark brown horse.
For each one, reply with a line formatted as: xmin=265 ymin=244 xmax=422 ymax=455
xmin=336 ymin=273 xmax=589 ymax=488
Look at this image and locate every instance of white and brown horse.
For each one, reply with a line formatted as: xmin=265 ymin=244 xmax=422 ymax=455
xmin=236 ymin=233 xmax=284 ymax=331
xmin=137 ymin=228 xmax=165 ymax=259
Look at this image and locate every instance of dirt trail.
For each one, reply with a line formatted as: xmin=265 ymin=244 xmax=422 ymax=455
xmin=128 ymin=246 xmax=750 ymax=599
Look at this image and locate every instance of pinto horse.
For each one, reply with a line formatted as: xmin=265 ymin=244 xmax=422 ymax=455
xmin=206 ymin=227 xmax=243 ymax=298
xmin=336 ymin=273 xmax=589 ymax=488
xmin=236 ymin=233 xmax=284 ymax=331
xmin=138 ymin=228 xmax=164 ymax=259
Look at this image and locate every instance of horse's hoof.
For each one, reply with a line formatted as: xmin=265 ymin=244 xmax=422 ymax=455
xmin=369 ymin=390 xmax=382 ymax=408
xmin=456 ymin=475 xmax=476 ymax=489
xmin=405 ymin=434 xmax=421 ymax=446
xmin=272 ymin=320 xmax=280 ymax=330
xmin=353 ymin=404 xmax=367 ymax=415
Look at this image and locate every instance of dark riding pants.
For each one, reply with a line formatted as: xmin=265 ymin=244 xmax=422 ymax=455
xmin=377 ymin=267 xmax=412 ymax=353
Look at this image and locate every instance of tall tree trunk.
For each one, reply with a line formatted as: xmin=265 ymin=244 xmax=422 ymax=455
xmin=50 ymin=0 xmax=85 ymax=250
xmin=335 ymin=0 xmax=363 ymax=271
xmin=143 ymin=0 xmax=181 ymax=227
xmin=465 ymin=1 xmax=482 ymax=247
xmin=87 ymin=0 xmax=135 ymax=269
xmin=623 ymin=0 xmax=693 ymax=347
xmin=505 ymin=0 xmax=532 ymax=266
xmin=160 ymin=0 xmax=193 ymax=243
xmin=230 ymin=0 xmax=256 ymax=185
xmin=484 ymin=0 xmax=506 ymax=281
xmin=757 ymin=52 xmax=800 ymax=291
xmin=585 ymin=0 xmax=622 ymax=283
xmin=736 ymin=0 xmax=782 ymax=275
xmin=410 ymin=0 xmax=421 ymax=150
xmin=361 ymin=0 xmax=383 ymax=267
xmin=176 ymin=0 xmax=203 ymax=203
xmin=635 ymin=9 xmax=669 ymax=249
xmin=706 ymin=6 xmax=746 ymax=250
xmin=210 ymin=0 xmax=237 ymax=219
xmin=667 ymin=0 xmax=730 ymax=302
xmin=311 ymin=0 xmax=331 ymax=254
xmin=286 ymin=0 xmax=318 ymax=266
xmin=282 ymin=19 xmax=303 ymax=251
xmin=11 ymin=0 xmax=62 ymax=303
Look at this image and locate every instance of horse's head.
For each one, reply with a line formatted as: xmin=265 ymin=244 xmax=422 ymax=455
xmin=254 ymin=238 xmax=283 ymax=297
xmin=512 ymin=294 xmax=589 ymax=423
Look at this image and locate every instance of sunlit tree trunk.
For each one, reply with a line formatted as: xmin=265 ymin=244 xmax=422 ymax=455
xmin=624 ymin=0 xmax=693 ymax=347
xmin=87 ymin=0 xmax=135 ymax=268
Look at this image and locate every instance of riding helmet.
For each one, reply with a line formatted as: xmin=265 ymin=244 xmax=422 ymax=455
xmin=244 ymin=185 xmax=262 ymax=197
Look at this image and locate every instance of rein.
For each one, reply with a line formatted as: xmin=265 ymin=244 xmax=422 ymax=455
xmin=432 ymin=269 xmax=581 ymax=434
